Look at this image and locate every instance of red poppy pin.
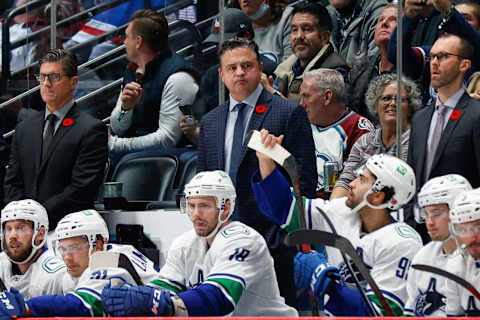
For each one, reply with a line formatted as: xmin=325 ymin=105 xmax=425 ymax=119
xmin=450 ymin=110 xmax=461 ymax=120
xmin=255 ymin=104 xmax=267 ymax=114
xmin=62 ymin=118 xmax=73 ymax=127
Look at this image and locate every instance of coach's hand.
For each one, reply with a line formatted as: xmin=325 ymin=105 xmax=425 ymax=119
xmin=102 ymin=283 xmax=174 ymax=316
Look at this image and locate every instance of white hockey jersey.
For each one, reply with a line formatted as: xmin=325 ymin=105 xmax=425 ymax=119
xmin=404 ymin=241 xmax=451 ymax=316
xmin=445 ymin=251 xmax=480 ymax=316
xmin=62 ymin=243 xmax=159 ymax=316
xmin=281 ymin=196 xmax=423 ymax=315
xmin=0 ymin=248 xmax=66 ymax=299
xmin=152 ymin=221 xmax=298 ymax=317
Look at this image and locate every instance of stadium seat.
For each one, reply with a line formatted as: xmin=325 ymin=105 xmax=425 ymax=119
xmin=111 ymin=154 xmax=178 ymax=201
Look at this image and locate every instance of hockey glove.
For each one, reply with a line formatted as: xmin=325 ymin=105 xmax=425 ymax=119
xmin=0 ymin=287 xmax=27 ymax=318
xmin=294 ymin=252 xmax=340 ymax=298
xmin=101 ymin=283 xmax=174 ymax=316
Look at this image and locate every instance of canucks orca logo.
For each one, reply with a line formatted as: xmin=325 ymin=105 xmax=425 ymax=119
xmin=414 ymin=278 xmax=445 ymax=316
xmin=466 ymin=296 xmax=480 ymax=316
xmin=338 ymin=259 xmax=366 ymax=287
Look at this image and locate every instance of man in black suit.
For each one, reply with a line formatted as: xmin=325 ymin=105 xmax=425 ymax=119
xmin=4 ymin=49 xmax=108 ymax=229
xmin=407 ymin=33 xmax=480 ymax=241
xmin=197 ymin=37 xmax=316 ymax=306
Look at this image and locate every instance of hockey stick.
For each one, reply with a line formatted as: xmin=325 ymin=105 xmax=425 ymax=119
xmin=285 ymin=229 xmax=395 ymax=316
xmin=246 ymin=130 xmax=319 ymax=315
xmin=412 ymin=264 xmax=480 ymax=302
xmin=90 ymin=251 xmax=143 ymax=286
xmin=315 ymin=206 xmax=377 ymax=316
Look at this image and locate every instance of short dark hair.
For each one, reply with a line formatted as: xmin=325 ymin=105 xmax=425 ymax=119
xmin=39 ymin=49 xmax=77 ymax=77
xmin=457 ymin=0 xmax=480 ymax=29
xmin=130 ymin=9 xmax=169 ymax=52
xmin=218 ymin=37 xmax=261 ymax=63
xmin=437 ymin=33 xmax=474 ymax=60
xmin=292 ymin=2 xmax=332 ymax=32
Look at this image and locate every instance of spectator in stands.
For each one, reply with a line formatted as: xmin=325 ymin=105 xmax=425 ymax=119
xmin=300 ymin=69 xmax=374 ymax=198
xmin=263 ymin=1 xmax=349 ymax=104
xmin=467 ymin=71 xmax=480 ymax=100
xmin=326 ymin=0 xmax=387 ymax=66
xmin=230 ymin=0 xmax=293 ymax=63
xmin=406 ymin=0 xmax=443 ymax=47
xmin=349 ymin=4 xmax=397 ymax=119
xmin=181 ymin=7 xmax=277 ymax=146
xmin=197 ymin=37 xmax=316 ymax=307
xmin=407 ymin=33 xmax=480 ymax=242
xmin=3 ymin=49 xmax=108 ymax=229
xmin=64 ymin=0 xmax=174 ymax=64
xmin=330 ymin=73 xmax=421 ymax=200
xmin=108 ymin=9 xmax=198 ymax=156
xmin=388 ymin=0 xmax=480 ymax=102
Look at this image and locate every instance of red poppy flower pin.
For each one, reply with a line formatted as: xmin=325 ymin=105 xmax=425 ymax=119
xmin=62 ymin=118 xmax=74 ymax=127
xmin=450 ymin=110 xmax=461 ymax=120
xmin=255 ymin=104 xmax=267 ymax=114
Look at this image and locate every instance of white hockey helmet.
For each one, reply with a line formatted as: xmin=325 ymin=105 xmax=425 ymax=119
xmin=355 ymin=154 xmax=416 ymax=211
xmin=181 ymin=170 xmax=236 ymax=238
xmin=449 ymin=189 xmax=480 ymax=225
xmin=55 ymin=210 xmax=109 ymax=252
xmin=416 ymin=174 xmax=472 ymax=223
xmin=1 ymin=199 xmax=49 ymax=264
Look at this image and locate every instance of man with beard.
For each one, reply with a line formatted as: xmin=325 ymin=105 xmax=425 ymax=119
xmin=0 ymin=209 xmax=159 ymax=317
xmin=264 ymin=1 xmax=349 ymax=104
xmin=405 ymin=174 xmax=472 ymax=316
xmin=251 ymin=129 xmax=422 ymax=315
xmin=0 ymin=200 xmax=67 ymax=299
xmin=100 ymin=171 xmax=298 ymax=317
xmin=407 ymin=33 xmax=480 ymax=241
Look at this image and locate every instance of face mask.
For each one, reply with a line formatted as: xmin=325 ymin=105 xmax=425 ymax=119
xmin=248 ymin=2 xmax=270 ymax=20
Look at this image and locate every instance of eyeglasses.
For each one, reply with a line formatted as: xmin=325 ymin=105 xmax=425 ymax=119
xmin=427 ymin=52 xmax=467 ymax=63
xmin=451 ymin=223 xmax=480 ymax=238
xmin=57 ymin=242 xmax=89 ymax=256
xmin=4 ymin=224 xmax=33 ymax=235
xmin=35 ymin=73 xmax=65 ymax=83
xmin=379 ymin=95 xmax=409 ymax=104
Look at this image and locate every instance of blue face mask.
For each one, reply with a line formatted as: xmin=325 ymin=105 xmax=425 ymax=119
xmin=247 ymin=2 xmax=270 ymax=20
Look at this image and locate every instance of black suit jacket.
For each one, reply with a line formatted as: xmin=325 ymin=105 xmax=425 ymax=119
xmin=407 ymin=92 xmax=480 ymax=233
xmin=4 ymin=104 xmax=108 ymax=229
xmin=198 ymin=88 xmax=317 ymax=241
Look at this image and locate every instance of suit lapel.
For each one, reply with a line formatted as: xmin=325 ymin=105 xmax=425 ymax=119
xmin=32 ymin=114 xmax=44 ymax=176
xmin=217 ymin=103 xmax=229 ymax=170
xmin=39 ymin=105 xmax=78 ymax=172
xmin=417 ymin=103 xmax=435 ymax=179
xmin=430 ymin=93 xmax=469 ymax=172
xmin=240 ymin=89 xmax=272 ymax=161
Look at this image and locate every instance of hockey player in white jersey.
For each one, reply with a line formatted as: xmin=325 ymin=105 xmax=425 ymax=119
xmin=0 ymin=209 xmax=159 ymax=317
xmin=250 ymin=129 xmax=422 ymax=316
xmin=404 ymin=174 xmax=472 ymax=317
xmin=0 ymin=199 xmax=66 ymax=299
xmin=101 ymin=170 xmax=298 ymax=317
xmin=445 ymin=189 xmax=480 ymax=316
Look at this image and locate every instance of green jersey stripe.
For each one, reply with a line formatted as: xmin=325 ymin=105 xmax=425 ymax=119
xmin=206 ymin=277 xmax=244 ymax=304
xmin=74 ymin=291 xmax=103 ymax=316
xmin=149 ymin=279 xmax=182 ymax=294
xmin=368 ymin=294 xmax=404 ymax=316
xmin=282 ymin=189 xmax=307 ymax=233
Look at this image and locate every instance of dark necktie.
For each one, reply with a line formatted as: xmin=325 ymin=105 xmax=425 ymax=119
xmin=229 ymin=103 xmax=248 ymax=182
xmin=42 ymin=114 xmax=57 ymax=160
xmin=425 ymin=104 xmax=448 ymax=177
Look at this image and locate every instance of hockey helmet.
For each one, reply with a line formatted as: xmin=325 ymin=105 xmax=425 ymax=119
xmin=1 ymin=199 xmax=49 ymax=264
xmin=181 ymin=170 xmax=236 ymax=238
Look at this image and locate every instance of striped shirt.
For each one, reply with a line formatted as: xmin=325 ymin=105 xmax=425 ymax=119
xmin=335 ymin=128 xmax=410 ymax=190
